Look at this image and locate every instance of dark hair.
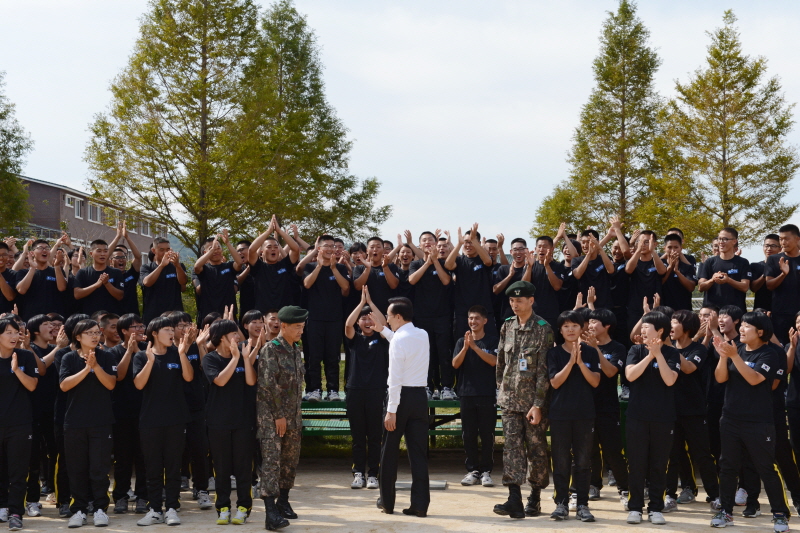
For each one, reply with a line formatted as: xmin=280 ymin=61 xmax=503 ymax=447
xmin=0 ymin=242 xmax=8 ymax=252
xmin=510 ymin=238 xmax=527 ymax=247
xmin=720 ymin=227 xmax=739 ymax=240
xmin=145 ymin=316 xmax=174 ymax=344
xmin=90 ymin=239 xmax=108 ymax=249
xmin=358 ymin=305 xmax=372 ymax=318
xmin=701 ymin=304 xmax=720 ymax=314
xmin=265 ymin=308 xmax=280 ymax=316
xmin=27 ymin=314 xmax=51 ymax=338
xmin=73 ymin=319 xmax=100 ymax=347
xmin=242 ymin=310 xmax=264 ymax=327
xmin=236 ymin=240 xmax=252 ymax=248
xmin=536 ymin=236 xmax=554 ymax=246
xmin=464 ymin=229 xmax=482 ymax=241
xmin=719 ymin=305 xmax=744 ymax=324
xmin=575 ymin=307 xmax=592 ymax=323
xmin=588 ymin=308 xmax=616 ymax=332
xmin=667 ymin=228 xmax=685 ymax=238
xmin=566 ymin=233 xmax=578 ymax=240
xmin=333 ymin=237 xmax=345 ymax=245
xmin=467 ymin=305 xmax=488 ymax=319
xmin=118 ymin=314 xmax=143 ymax=336
xmin=382 ymin=240 xmax=393 ymax=248
xmin=64 ymin=314 xmax=90 ymax=343
xmin=388 ymin=297 xmax=413 ymax=322
xmin=349 ymin=242 xmax=366 ymax=254
xmin=91 ymin=310 xmax=108 ymax=322
xmin=0 ymin=317 xmax=20 ymax=336
xmin=201 ymin=312 xmax=222 ymax=328
xmin=152 ymin=236 xmax=170 ymax=247
xmin=564 ymin=239 xmax=580 ymax=253
xmin=779 ymin=224 xmax=800 ymax=238
xmin=641 ymin=230 xmax=657 ymax=240
xmin=741 ymin=312 xmax=773 ymax=342
xmin=671 ymin=309 xmax=700 ymax=338
xmin=209 ymin=319 xmax=240 ymax=348
xmin=765 ymin=234 xmax=780 ymax=242
xmin=32 ymin=239 xmax=49 ymax=249
xmin=100 ymin=313 xmax=119 ymax=329
xmin=364 ymin=236 xmax=382 ymax=246
xmin=652 ymin=305 xmax=674 ymax=318
xmin=580 ymin=229 xmax=600 ymax=241
xmin=641 ymin=311 xmax=671 ymax=340
xmin=557 ymin=310 xmax=585 ymax=329
xmin=485 ymin=238 xmax=498 ymax=245
xmin=419 ymin=231 xmax=435 ymax=241
xmin=47 ymin=313 xmax=65 ymax=323
xmin=166 ymin=311 xmax=191 ymax=324
xmin=319 ymin=235 xmax=335 ymax=244
xmin=664 ymin=234 xmax=682 ymax=245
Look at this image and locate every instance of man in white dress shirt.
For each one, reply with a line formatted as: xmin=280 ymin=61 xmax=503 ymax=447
xmin=372 ymin=296 xmax=431 ymax=517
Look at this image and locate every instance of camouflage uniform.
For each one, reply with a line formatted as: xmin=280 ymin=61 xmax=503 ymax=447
xmin=496 ymin=313 xmax=553 ymax=489
xmin=257 ymin=335 xmax=304 ymax=499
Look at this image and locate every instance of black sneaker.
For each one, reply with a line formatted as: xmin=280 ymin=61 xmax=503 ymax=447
xmin=576 ymin=505 xmax=595 ymax=522
xmin=550 ymin=503 xmax=569 ymax=521
xmin=742 ymin=503 xmax=761 ymax=518
xmin=114 ymin=497 xmax=129 ymax=514
xmin=135 ymin=499 xmax=148 ymax=514
xmin=7 ymin=515 xmax=22 ymax=532
xmin=180 ymin=477 xmax=190 ymax=491
xmin=59 ymin=504 xmax=73 ymax=518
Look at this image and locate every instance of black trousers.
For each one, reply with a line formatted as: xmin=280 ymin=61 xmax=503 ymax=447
xmin=787 ymin=406 xmax=800 ymax=473
xmin=305 ymin=320 xmax=342 ymax=393
xmin=665 ymin=415 xmax=719 ymax=500
xmin=772 ymin=314 xmax=793 ymax=346
xmin=0 ymin=425 xmax=32 ymax=516
xmin=626 ymin=418 xmax=673 ymax=513
xmin=551 ymin=419 xmax=594 ymax=506
xmin=745 ymin=412 xmax=800 ymax=505
xmin=379 ymin=387 xmax=430 ymax=513
xmin=675 ymin=445 xmax=697 ymax=493
xmin=707 ymin=402 xmax=723 ymax=469
xmin=54 ymin=423 xmax=70 ymax=506
xmin=26 ymin=417 xmax=42 ymax=503
xmin=38 ymin=411 xmax=57 ymax=493
xmin=184 ymin=415 xmax=209 ymax=491
xmin=415 ymin=316 xmax=454 ymax=390
xmin=207 ymin=427 xmax=253 ymax=511
xmin=112 ymin=418 xmax=147 ymax=501
xmin=590 ymin=414 xmax=629 ymax=492
xmin=718 ymin=417 xmax=789 ymax=515
xmin=64 ymin=425 xmax=113 ymax=514
xmin=140 ymin=424 xmax=185 ymax=512
xmin=460 ymin=395 xmax=496 ymax=474
xmin=346 ymin=388 xmax=385 ymax=477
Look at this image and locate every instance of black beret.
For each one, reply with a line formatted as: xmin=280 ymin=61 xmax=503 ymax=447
xmin=277 ymin=305 xmax=309 ymax=324
xmin=505 ymin=280 xmax=536 ymax=298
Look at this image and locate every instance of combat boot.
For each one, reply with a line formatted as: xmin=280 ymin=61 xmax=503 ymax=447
xmin=493 ymin=484 xmax=525 ymax=519
xmin=263 ymin=498 xmax=289 ymax=530
xmin=276 ymin=489 xmax=298 ymax=519
xmin=525 ymin=488 xmax=542 ymax=517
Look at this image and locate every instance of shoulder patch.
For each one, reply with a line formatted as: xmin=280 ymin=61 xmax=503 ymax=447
xmin=537 ymin=320 xmax=548 ymax=326
xmin=271 ymin=339 xmax=281 ymax=346
xmin=505 ymin=316 xmax=515 ymax=321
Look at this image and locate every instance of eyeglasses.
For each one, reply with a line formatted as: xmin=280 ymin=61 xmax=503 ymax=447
xmin=33 ymin=246 xmax=49 ymax=251
xmin=717 ymin=237 xmax=735 ymax=243
xmin=83 ymin=331 xmax=102 ymax=337
xmin=131 ymin=325 xmax=145 ymax=330
xmin=510 ymin=248 xmax=527 ymax=252
xmin=764 ymin=244 xmax=781 ymax=249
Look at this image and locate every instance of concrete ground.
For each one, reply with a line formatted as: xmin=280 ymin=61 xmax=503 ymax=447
xmin=21 ymin=453 xmax=784 ymax=532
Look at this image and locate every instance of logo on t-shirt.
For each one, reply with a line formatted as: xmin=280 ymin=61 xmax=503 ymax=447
xmin=778 ymin=369 xmax=785 ymax=376
xmin=34 ymin=368 xmax=39 ymax=374
xmin=187 ymin=354 xmax=198 ymax=361
xmin=220 ymin=269 xmax=231 ymax=275
xmin=277 ymin=268 xmax=286 ymax=275
xmin=125 ymin=275 xmax=135 ymax=283
xmin=648 ymin=267 xmax=657 ymax=273
xmin=432 ymin=270 xmax=437 ymax=275
xmin=234 ymin=366 xmax=245 ymax=373
xmin=328 ymin=275 xmax=336 ymax=281
xmin=584 ymin=362 xmax=592 ymax=368
xmin=652 ymin=362 xmax=659 ymax=368
xmin=166 ymin=273 xmax=177 ymax=279
xmin=46 ymin=276 xmax=56 ymax=282
xmin=761 ymin=363 xmax=771 ymax=372
xmin=166 ymin=363 xmax=180 ymax=369
xmin=108 ymin=278 xmax=115 ymax=284
xmin=604 ymin=353 xmax=613 ymax=360
xmin=693 ymin=355 xmax=702 ymax=363
xmin=378 ymin=271 xmax=385 ymax=277
xmin=111 ymin=366 xmax=117 ymax=372
xmin=746 ymin=361 xmax=755 ymax=368
xmin=473 ymin=264 xmax=483 ymax=272
xmin=369 ymin=339 xmax=379 ymax=346
xmin=727 ymin=269 xmax=738 ymax=275
xmin=595 ymin=264 xmax=604 ymax=273
xmin=15 ymin=366 xmax=25 ymax=373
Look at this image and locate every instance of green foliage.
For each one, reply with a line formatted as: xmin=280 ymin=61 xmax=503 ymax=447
xmin=0 ymin=71 xmax=32 ymax=232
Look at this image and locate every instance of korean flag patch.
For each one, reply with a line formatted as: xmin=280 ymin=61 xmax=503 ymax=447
xmin=693 ymin=355 xmax=702 ymax=363
xmin=778 ymin=369 xmax=785 ymax=376
xmin=761 ymin=363 xmax=771 ymax=372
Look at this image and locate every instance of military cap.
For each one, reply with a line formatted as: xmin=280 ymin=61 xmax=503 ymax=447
xmin=277 ymin=305 xmax=309 ymax=324
xmin=505 ymin=280 xmax=536 ymax=298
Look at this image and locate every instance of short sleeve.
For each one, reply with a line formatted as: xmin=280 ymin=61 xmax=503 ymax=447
xmin=74 ymin=269 xmax=88 ymax=289
xmin=453 ymin=337 xmax=465 ymax=358
xmin=697 ymin=258 xmax=710 ymax=280
xmin=99 ymin=350 xmax=117 ymax=377
xmin=131 ymin=351 xmax=147 ymax=377
xmin=201 ymin=352 xmax=224 ymax=384
xmin=765 ymin=255 xmax=779 ymax=278
xmin=582 ymin=345 xmax=600 ymax=372
xmin=59 ymin=353 xmax=76 ymax=383
xmin=547 ymin=347 xmax=560 ymax=380
xmin=139 ymin=263 xmax=153 ymax=286
xmin=666 ymin=348 xmax=681 ymax=373
xmin=19 ymin=350 xmax=38 ymax=380
xmin=626 ymin=345 xmax=642 ymax=368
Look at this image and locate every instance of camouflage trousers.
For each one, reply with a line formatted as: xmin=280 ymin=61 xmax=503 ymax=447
xmin=501 ymin=411 xmax=550 ymax=489
xmin=258 ymin=428 xmax=301 ymax=498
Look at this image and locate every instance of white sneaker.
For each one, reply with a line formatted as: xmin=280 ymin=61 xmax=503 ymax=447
xmin=432 ymin=389 xmax=440 ymax=400
xmin=165 ymin=508 xmax=180 ymax=526
xmin=327 ymin=390 xmax=341 ymax=401
xmin=231 ymin=507 xmax=247 ymax=525
xmin=710 ymin=497 xmax=722 ymax=511
xmin=568 ymin=493 xmax=578 ymax=511
xmin=662 ymin=495 xmax=677 ymax=513
xmin=426 ymin=388 xmax=433 ymax=401
xmin=230 ymin=475 xmax=237 ymax=490
xmin=461 ymin=471 xmax=480 ymax=486
xmin=351 ymin=472 xmax=365 ymax=489
xmin=735 ymin=488 xmax=747 ymax=506
xmin=93 ymin=509 xmax=109 ymax=527
xmin=207 ymin=477 xmax=216 ymax=492
xmin=480 ymin=472 xmax=494 ymax=487
xmin=440 ymin=388 xmax=456 ymax=400
xmin=137 ymin=509 xmax=164 ymax=526
xmin=366 ymin=476 xmax=379 ymax=489
xmin=307 ymin=390 xmax=322 ymax=402
xmin=25 ymin=502 xmax=41 ymax=517
xmin=216 ymin=508 xmax=231 ymax=525
xmin=69 ymin=510 xmax=88 ymax=528
xmin=620 ymin=491 xmax=630 ymax=511
xmin=627 ymin=510 xmax=642 ymax=524
xmin=649 ymin=511 xmax=666 ymax=525
xmin=0 ymin=508 xmax=8 ymax=522
xmin=197 ymin=490 xmax=213 ymax=510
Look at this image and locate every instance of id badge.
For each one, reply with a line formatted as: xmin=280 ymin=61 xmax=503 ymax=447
xmin=518 ymin=358 xmax=528 ymax=372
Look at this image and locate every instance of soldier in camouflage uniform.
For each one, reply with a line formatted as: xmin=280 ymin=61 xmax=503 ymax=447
xmin=492 ymin=280 xmax=553 ymax=519
xmin=257 ymin=305 xmax=307 ymax=531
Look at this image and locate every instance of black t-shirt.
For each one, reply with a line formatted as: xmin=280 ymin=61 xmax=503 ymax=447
xmin=303 ymin=263 xmax=349 ymax=322
xmin=0 ymin=269 xmax=16 ymax=314
xmin=559 ymin=265 xmax=579 ymax=313
xmin=0 ymin=349 xmax=37 ymax=427
xmin=53 ymin=347 xmax=71 ymax=427
xmin=675 ymin=342 xmax=708 ymax=416
xmin=30 ymin=344 xmax=57 ymax=417
xmin=63 ymin=273 xmax=81 ymax=319
xmin=698 ymin=255 xmax=752 ymax=311
xmin=183 ymin=342 xmax=206 ymax=416
xmin=530 ymin=261 xmax=566 ymax=324
xmin=107 ymin=343 xmax=143 ymax=422
xmin=625 ymin=344 xmax=681 ymax=422
xmin=770 ymin=343 xmax=787 ymax=418
xmin=14 ymin=266 xmax=66 ymax=321
xmin=594 ymin=340 xmax=626 ymax=416
xmin=352 ymin=264 xmax=399 ymax=314
xmin=721 ymin=343 xmax=779 ymax=423
xmin=132 ymin=346 xmax=190 ymax=428
xmin=750 ymin=261 xmax=772 ymax=312
xmin=704 ymin=341 xmax=740 ymax=405
xmin=786 ymin=343 xmax=800 ymax=410
xmin=451 ymin=255 xmax=494 ymax=314
xmin=195 ymin=260 xmax=239 ymax=321
xmin=627 ymin=259 xmax=662 ymax=319
xmin=395 ymin=268 xmax=415 ymax=300
xmin=119 ymin=266 xmax=141 ymax=316
xmin=547 ymin=344 xmax=600 ymax=420
xmin=494 ymin=265 xmax=525 ymax=321
xmin=75 ymin=265 xmax=124 ymax=316
xmin=571 ymin=256 xmax=613 ymax=309
xmin=201 ymin=351 xmax=252 ymax=430
xmin=454 ymin=334 xmax=498 ymax=397
xmin=250 ymin=256 xmax=298 ymax=314
xmin=661 ymin=261 xmax=697 ymax=312
xmin=766 ymin=252 xmax=800 ymax=316
xmin=610 ymin=260 xmax=629 ymax=308
xmin=346 ymin=331 xmax=390 ymax=390
xmin=238 ymin=267 xmax=256 ymax=320
xmin=409 ymin=259 xmax=451 ymax=319
xmin=139 ymin=262 xmax=187 ymax=324
xmin=59 ymin=349 xmax=116 ymax=429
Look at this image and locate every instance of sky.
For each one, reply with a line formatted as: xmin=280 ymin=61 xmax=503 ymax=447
xmin=2 ymin=0 xmax=800 ymax=258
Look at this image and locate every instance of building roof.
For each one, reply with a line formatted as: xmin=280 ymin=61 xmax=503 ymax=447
xmin=20 ymin=174 xmax=91 ymax=199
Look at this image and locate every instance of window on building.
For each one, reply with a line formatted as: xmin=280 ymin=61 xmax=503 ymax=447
xmin=88 ymin=203 xmax=101 ymax=223
xmin=104 ymin=208 xmax=118 ymax=227
xmin=65 ymin=195 xmax=76 ymax=208
xmin=128 ymin=219 xmax=138 ymax=234
xmin=75 ymin=199 xmax=84 ymax=219
xmin=141 ymin=220 xmax=151 ymax=237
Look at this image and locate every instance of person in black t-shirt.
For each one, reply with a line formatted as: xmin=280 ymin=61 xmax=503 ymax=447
xmin=624 ymin=312 xmax=680 ymax=525
xmin=660 ymin=234 xmax=697 ymax=312
xmin=59 ymin=319 xmax=117 ymax=526
xmin=625 ymin=231 xmax=666 ymax=332
xmin=571 ymin=230 xmax=615 ymax=311
xmin=493 ymin=238 xmax=532 ymax=323
xmin=583 ymin=309 xmax=629 ymax=506
xmin=711 ymin=312 xmax=790 ymax=528
xmin=132 ymin=316 xmax=194 ymax=526
xmin=547 ymin=310 xmax=600 ymax=522
xmin=235 ymin=241 xmax=255 ymax=322
xmin=139 ymin=237 xmax=187 ymax=324
xmin=247 ymin=217 xmax=301 ymax=315
xmin=766 ymin=224 xmax=800 ymax=344
xmin=74 ymin=240 xmax=124 ymax=317
xmin=14 ymin=239 xmax=68 ymax=321
xmin=344 ymin=288 xmax=389 ymax=490
xmin=99 ymin=313 xmax=121 ymax=350
xmin=698 ymin=228 xmax=751 ymax=313
xmin=452 ymin=305 xmax=498 ymax=488
xmin=0 ymin=242 xmax=17 ymax=314
xmin=202 ymin=319 xmax=256 ymax=524
xmin=194 ymin=230 xmax=243 ymax=323
xmin=0 ymin=317 xmax=39 ymax=530
xmin=530 ymin=237 xmax=565 ymax=329
xmin=750 ymin=234 xmax=779 ymax=314
xmin=108 ymin=221 xmax=143 ymax=317
xmin=353 ymin=237 xmax=399 ymax=314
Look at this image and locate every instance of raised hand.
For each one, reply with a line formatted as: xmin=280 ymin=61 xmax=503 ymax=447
xmin=653 ymin=292 xmax=661 ymax=308
xmin=55 ymin=326 xmax=69 ymax=348
xmin=85 ymin=350 xmax=97 ymax=369
xmin=643 ymin=295 xmax=651 ymax=314
xmin=54 ymin=249 xmax=66 ymax=268
xmin=184 ymin=324 xmax=198 ymax=346
xmin=587 ymin=286 xmax=596 ymax=306
xmin=146 ymin=342 xmax=155 ymax=363
xmin=11 ymin=352 xmax=20 ymax=372
xmin=403 ymin=229 xmax=413 ymax=244
xmin=464 ymin=330 xmax=473 ymax=346
xmin=581 ymin=330 xmax=598 ymax=348
xmin=574 ymin=292 xmax=586 ymax=309
xmin=98 ymin=272 xmax=110 ymax=286
xmin=160 ymin=251 xmax=171 ymax=267
xmin=230 ymin=337 xmax=241 ymax=360
xmin=496 ymin=233 xmax=504 ymax=247
xmin=780 ymin=257 xmax=790 ymax=276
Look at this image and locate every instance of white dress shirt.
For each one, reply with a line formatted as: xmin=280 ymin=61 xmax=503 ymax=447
xmin=384 ymin=322 xmax=429 ymax=413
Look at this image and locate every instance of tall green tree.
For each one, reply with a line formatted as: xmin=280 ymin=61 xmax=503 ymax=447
xmin=0 ymin=71 xmax=32 ymax=231
xmin=532 ymin=0 xmax=661 ymax=238
xmin=656 ymin=10 xmax=798 ymax=246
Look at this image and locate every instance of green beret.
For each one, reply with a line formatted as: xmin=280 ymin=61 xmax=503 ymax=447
xmin=505 ymin=280 xmax=536 ymax=298
xmin=277 ymin=305 xmax=309 ymax=324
